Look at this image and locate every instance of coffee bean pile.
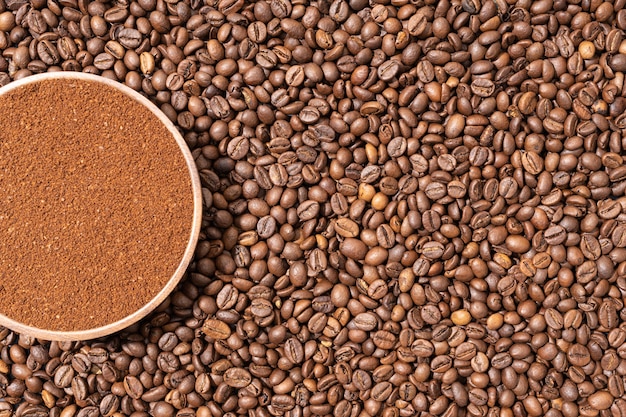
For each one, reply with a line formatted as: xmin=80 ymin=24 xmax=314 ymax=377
xmin=2 ymin=0 xmax=626 ymax=416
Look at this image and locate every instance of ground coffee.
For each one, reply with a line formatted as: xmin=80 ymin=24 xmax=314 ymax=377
xmin=0 ymin=78 xmax=194 ymax=331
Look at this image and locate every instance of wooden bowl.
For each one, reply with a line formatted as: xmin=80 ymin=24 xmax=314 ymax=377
xmin=0 ymin=72 xmax=202 ymax=341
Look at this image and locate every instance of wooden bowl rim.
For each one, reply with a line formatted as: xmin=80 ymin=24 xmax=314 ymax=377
xmin=0 ymin=72 xmax=203 ymax=341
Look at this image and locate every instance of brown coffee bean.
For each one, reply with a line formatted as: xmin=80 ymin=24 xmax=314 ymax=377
xmin=580 ymin=234 xmax=601 ymax=260
xmin=588 ymin=391 xmax=614 ymax=410
xmin=387 ymin=137 xmax=407 ymax=158
xmin=447 ymin=180 xmax=467 ymax=198
xmin=422 ymin=241 xmax=445 ymax=259
xmin=567 ymin=344 xmax=591 ymax=367
xmin=372 ymin=330 xmax=396 ymax=349
xmin=544 ymin=308 xmax=564 ymax=330
xmin=223 ymin=368 xmax=252 ymax=388
xmin=471 ymin=79 xmax=495 ymax=97
xmin=371 ymin=381 xmax=393 ymax=401
xmin=117 ymin=28 xmax=142 ymax=49
xmin=123 ymin=375 xmax=143 ymax=400
xmin=423 ymin=210 xmax=442 ymax=232
xmin=544 ymin=225 xmax=567 ymax=245
xmin=612 ymin=225 xmax=626 ymax=247
xmin=340 ymin=238 xmax=367 ymax=260
xmin=599 ymin=301 xmax=618 ymax=329
xmin=53 ymin=365 xmax=74 ymax=388
xmin=431 ymin=355 xmax=453 ymax=373
xmin=284 ymin=338 xmax=304 ymax=363
xmin=421 ymin=304 xmax=442 ymax=325
xmin=425 ymin=182 xmax=447 ymax=200
xmin=499 ymin=177 xmax=518 ymax=199
xmin=37 ymin=39 xmax=60 ymax=65
xmin=445 ymin=114 xmax=465 ymax=138
xmin=201 ymin=319 xmax=231 ymax=339
xmin=608 ymin=374 xmax=624 ymax=397
xmin=599 ymin=199 xmax=621 ymax=220
xmin=352 ymin=369 xmax=372 ymax=391
xmin=521 ymin=151 xmax=543 ymax=175
xmin=577 ymin=260 xmax=598 ymax=284
xmin=412 ymin=339 xmax=435 ymax=357
xmin=490 ymin=352 xmax=513 ymax=369
xmin=93 ymin=53 xmax=115 ymax=70
xmin=250 ymin=298 xmax=273 ymax=317
xmin=505 ymin=235 xmax=530 ymax=253
xmin=455 ymin=342 xmax=477 ymax=361
xmin=226 ymin=136 xmax=249 ymax=160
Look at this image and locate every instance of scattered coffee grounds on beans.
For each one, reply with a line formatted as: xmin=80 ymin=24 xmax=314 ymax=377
xmin=2 ymin=0 xmax=626 ymax=415
xmin=0 ymin=78 xmax=194 ymax=331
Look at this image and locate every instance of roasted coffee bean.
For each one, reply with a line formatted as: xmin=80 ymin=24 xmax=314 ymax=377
xmin=123 ymin=375 xmax=143 ymax=400
xmin=580 ymin=234 xmax=601 ymax=260
xmin=588 ymin=392 xmax=614 ymax=410
xmin=544 ymin=308 xmax=564 ymax=330
xmin=201 ymin=319 xmax=231 ymax=339
xmin=284 ymin=338 xmax=304 ymax=364
xmin=334 ymin=218 xmax=359 ymax=238
xmin=352 ymin=312 xmax=378 ymax=331
xmin=455 ymin=342 xmax=477 ymax=361
xmin=372 ymin=330 xmax=396 ymax=349
xmin=491 ymin=353 xmax=513 ymax=369
xmin=53 ymin=365 xmax=74 ymax=388
xmin=431 ymin=355 xmax=453 ymax=373
xmin=117 ymin=28 xmax=142 ymax=49
xmin=223 ymin=368 xmax=252 ymax=388
xmin=422 ymin=242 xmax=444 ymax=259
xmin=567 ymin=344 xmax=591 ymax=367
xmin=226 ymin=136 xmax=249 ymax=160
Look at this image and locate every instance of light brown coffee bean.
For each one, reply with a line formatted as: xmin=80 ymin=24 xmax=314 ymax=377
xmin=223 ymin=368 xmax=252 ymax=388
xmin=201 ymin=319 xmax=231 ymax=339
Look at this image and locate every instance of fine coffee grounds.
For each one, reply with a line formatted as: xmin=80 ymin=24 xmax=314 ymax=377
xmin=0 ymin=78 xmax=194 ymax=331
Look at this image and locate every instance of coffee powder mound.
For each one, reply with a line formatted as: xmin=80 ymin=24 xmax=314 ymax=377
xmin=0 ymin=78 xmax=194 ymax=331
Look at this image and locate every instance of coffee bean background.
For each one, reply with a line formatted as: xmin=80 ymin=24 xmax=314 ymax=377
xmin=2 ymin=0 xmax=626 ymax=416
